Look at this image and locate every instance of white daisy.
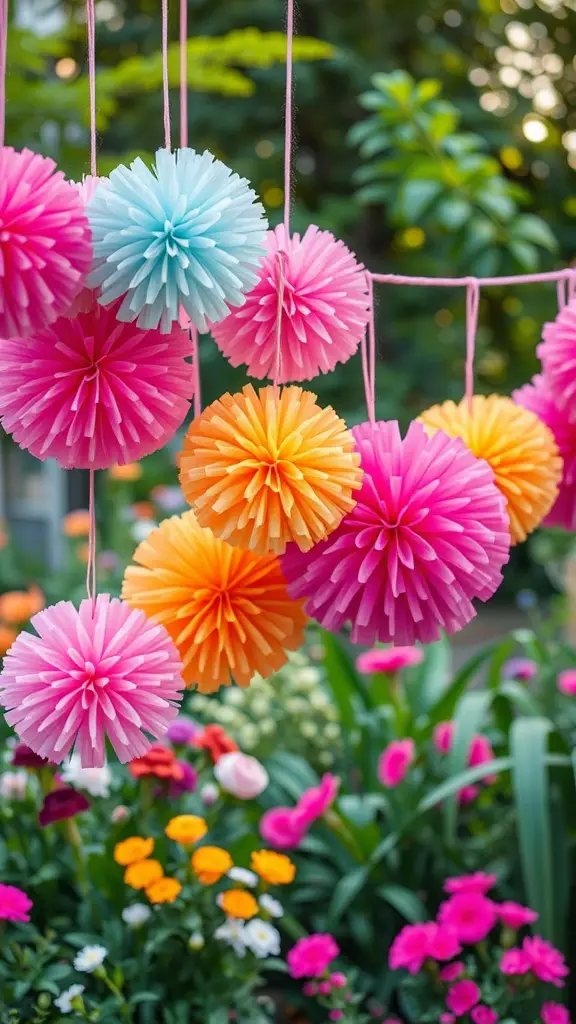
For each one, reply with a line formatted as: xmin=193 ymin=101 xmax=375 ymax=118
xmin=54 ymin=984 xmax=85 ymax=1013
xmin=214 ymin=919 xmax=247 ymax=957
xmin=121 ymin=903 xmax=151 ymax=928
xmin=243 ymin=919 xmax=281 ymax=959
xmin=228 ymin=867 xmax=258 ymax=888
xmin=73 ymin=944 xmax=107 ymax=973
xmin=61 ymin=754 xmax=112 ymax=798
xmin=259 ymin=893 xmax=283 ymax=919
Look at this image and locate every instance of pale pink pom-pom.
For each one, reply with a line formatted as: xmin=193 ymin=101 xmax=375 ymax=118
xmin=0 ymin=300 xmax=194 ymax=469
xmin=0 ymin=148 xmax=92 ymax=338
xmin=210 ymin=224 xmax=370 ymax=383
xmin=65 ymin=175 xmax=107 ymax=317
xmin=0 ymin=595 xmax=184 ymax=768
xmin=513 ymin=374 xmax=576 ymax=531
xmin=538 ymin=299 xmax=576 ymax=423
xmin=282 ymin=421 xmax=510 ymax=645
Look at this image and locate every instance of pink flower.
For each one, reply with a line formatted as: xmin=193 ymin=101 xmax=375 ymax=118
xmin=214 ymin=752 xmax=269 ymax=800
xmin=0 ymin=883 xmax=33 ymax=922
xmin=458 ymin=785 xmax=479 ymax=805
xmin=287 ymin=934 xmax=340 ymax=979
xmin=468 ymin=735 xmax=495 ymax=768
xmin=500 ymin=948 xmax=531 ymax=976
xmin=318 ymin=981 xmax=331 ymax=995
xmin=427 ymin=925 xmax=462 ymax=962
xmin=444 ymin=873 xmax=497 ymax=896
xmin=439 ymin=962 xmax=465 ymax=982
xmin=329 ymin=972 xmax=347 ymax=988
xmin=502 ymin=657 xmax=537 ymax=681
xmin=356 ymin=646 xmax=424 ymax=675
xmin=434 ymin=721 xmax=454 ymax=755
xmin=438 ymin=893 xmax=497 ymax=944
xmin=471 ymin=1008 xmax=498 ymax=1024
xmin=166 ymin=716 xmax=199 ymax=745
xmin=446 ymin=980 xmax=481 ymax=1017
xmin=378 ymin=739 xmax=415 ymax=787
xmin=541 ymin=1002 xmax=570 ymax=1024
xmin=558 ymin=669 xmax=576 ymax=696
xmin=293 ymin=773 xmax=339 ymax=829
xmin=389 ymin=923 xmax=461 ymax=974
xmin=302 ymin=982 xmax=317 ymax=997
xmin=497 ymin=901 xmax=538 ymax=929
xmin=329 ymin=1013 xmax=343 ymax=1022
xmin=440 ymin=1016 xmax=456 ymax=1024
xmin=111 ymin=805 xmax=129 ymax=823
xmin=260 ymin=807 xmax=306 ymax=849
xmin=522 ymin=936 xmax=569 ymax=987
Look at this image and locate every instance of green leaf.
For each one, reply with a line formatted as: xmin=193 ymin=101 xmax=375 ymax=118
xmin=486 ymin=637 xmax=516 ymax=689
xmin=513 ymin=214 xmax=558 ymax=251
xmin=509 ymin=240 xmax=540 ymax=272
xmin=398 ymin=179 xmax=443 ymax=221
xmin=443 ymin=690 xmax=493 ymax=843
xmin=379 ymin=885 xmax=427 ymax=922
xmin=322 ymin=630 xmax=371 ymax=731
xmin=327 ymin=864 xmax=370 ymax=925
xmin=417 ymin=642 xmax=496 ymax=741
xmin=436 ymin=198 xmax=471 ymax=229
xmin=131 ymin=993 xmax=161 ymax=1005
xmin=415 ymin=79 xmax=442 ymax=103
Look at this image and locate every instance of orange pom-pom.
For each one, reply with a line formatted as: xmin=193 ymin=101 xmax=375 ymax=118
xmin=419 ymin=394 xmax=562 ymax=544
xmin=178 ymin=384 xmax=363 ymax=554
xmin=121 ymin=511 xmax=307 ymax=694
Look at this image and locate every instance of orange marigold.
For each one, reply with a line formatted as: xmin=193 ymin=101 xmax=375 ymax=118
xmin=0 ymin=625 xmax=17 ymax=657
xmin=194 ymin=725 xmax=238 ymax=764
xmin=219 ymin=889 xmax=258 ymax=920
xmin=251 ymin=850 xmax=296 ymax=885
xmin=114 ymin=837 xmax=154 ymax=866
xmin=129 ymin=745 xmax=183 ymax=781
xmin=131 ymin=501 xmax=156 ymax=520
xmin=62 ymin=509 xmax=91 ymax=538
xmin=165 ymin=815 xmax=208 ymax=846
xmin=124 ymin=858 xmax=164 ymax=889
xmin=146 ymin=877 xmax=182 ymax=904
xmin=0 ymin=586 xmax=44 ymax=625
xmin=191 ymin=846 xmax=233 ymax=885
xmin=109 ymin=463 xmax=142 ymax=482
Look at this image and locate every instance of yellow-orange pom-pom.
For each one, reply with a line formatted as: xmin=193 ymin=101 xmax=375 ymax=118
xmin=121 ymin=511 xmax=307 ymax=693
xmin=178 ymin=384 xmax=363 ymax=554
xmin=419 ymin=395 xmax=562 ymax=544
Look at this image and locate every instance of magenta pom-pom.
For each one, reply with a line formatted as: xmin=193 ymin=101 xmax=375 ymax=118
xmin=0 ymin=595 xmax=185 ymax=768
xmin=538 ymin=298 xmax=576 ymax=423
xmin=211 ymin=224 xmax=371 ymax=383
xmin=0 ymin=300 xmax=194 ymax=469
xmin=282 ymin=420 xmax=510 ymax=645
xmin=514 ymin=374 xmax=576 ymax=531
xmin=0 ymin=148 xmax=92 ymax=338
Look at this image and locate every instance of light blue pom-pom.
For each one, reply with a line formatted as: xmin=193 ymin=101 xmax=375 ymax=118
xmin=87 ymin=148 xmax=268 ymax=333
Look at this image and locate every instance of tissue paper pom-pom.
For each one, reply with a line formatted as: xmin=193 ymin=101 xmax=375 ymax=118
xmin=121 ymin=510 xmax=307 ymax=693
xmin=0 ymin=301 xmax=194 ymax=470
xmin=88 ymin=147 xmax=268 ymax=334
xmin=0 ymin=147 xmax=92 ymax=338
xmin=419 ymin=395 xmax=562 ymax=545
xmin=0 ymin=595 xmax=184 ymax=768
xmin=282 ymin=421 xmax=510 ymax=646
xmin=514 ymin=375 xmax=576 ymax=531
xmin=66 ymin=175 xmax=107 ymax=317
xmin=210 ymin=224 xmax=370 ymax=383
xmin=539 ymin=299 xmax=576 ymax=422
xmin=179 ymin=384 xmax=363 ymax=555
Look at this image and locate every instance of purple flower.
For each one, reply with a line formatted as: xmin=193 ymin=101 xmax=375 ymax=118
xmin=502 ymin=657 xmax=537 ymax=681
xmin=166 ymin=715 xmax=199 ymax=745
xmin=39 ymin=786 xmax=90 ymax=826
xmin=12 ymin=743 xmax=50 ymax=769
xmin=169 ymin=760 xmax=198 ymax=797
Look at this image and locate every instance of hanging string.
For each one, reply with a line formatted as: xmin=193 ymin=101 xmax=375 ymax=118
xmin=557 ymin=276 xmax=567 ymax=312
xmin=361 ymin=271 xmax=376 ymax=423
xmin=179 ymin=0 xmax=187 ymax=148
xmin=273 ymin=251 xmax=286 ymax=387
xmin=465 ymin=278 xmax=480 ymax=411
xmin=85 ymin=470 xmax=97 ymax=602
xmin=162 ymin=0 xmax=171 ymax=150
xmin=0 ymin=0 xmax=8 ymax=148
xmin=86 ymin=0 xmax=97 ymax=176
xmin=283 ymin=0 xmax=295 ymax=232
xmin=569 ymin=269 xmax=576 ymax=304
xmin=191 ymin=325 xmax=202 ymax=418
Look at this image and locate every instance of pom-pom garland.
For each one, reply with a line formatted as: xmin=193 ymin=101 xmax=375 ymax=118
xmin=121 ymin=510 xmax=307 ymax=694
xmin=418 ymin=395 xmax=562 ymax=545
xmin=0 ymin=300 xmax=194 ymax=470
xmin=281 ymin=420 xmax=510 ymax=646
xmin=210 ymin=224 xmax=371 ymax=383
xmin=0 ymin=595 xmax=184 ymax=768
xmin=179 ymin=384 xmax=363 ymax=555
xmin=88 ymin=148 xmax=268 ymax=333
xmin=514 ymin=375 xmax=576 ymax=531
xmin=538 ymin=298 xmax=576 ymax=423
xmin=0 ymin=148 xmax=92 ymax=339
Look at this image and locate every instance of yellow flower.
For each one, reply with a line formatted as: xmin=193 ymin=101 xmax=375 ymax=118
xmin=165 ymin=815 xmax=208 ymax=846
xmin=146 ymin=877 xmax=182 ymax=904
xmin=114 ymin=837 xmax=154 ymax=866
xmin=124 ymin=859 xmax=164 ymax=889
xmin=251 ymin=850 xmax=296 ymax=885
xmin=219 ymin=889 xmax=258 ymax=920
xmin=62 ymin=509 xmax=91 ymax=538
xmin=191 ymin=846 xmax=232 ymax=885
xmin=109 ymin=462 xmax=142 ymax=482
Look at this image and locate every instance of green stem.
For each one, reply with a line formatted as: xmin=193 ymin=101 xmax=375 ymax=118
xmin=63 ymin=817 xmax=90 ymax=898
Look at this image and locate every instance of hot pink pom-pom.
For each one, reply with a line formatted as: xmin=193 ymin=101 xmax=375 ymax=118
xmin=210 ymin=224 xmax=370 ymax=383
xmin=0 ymin=301 xmax=193 ymax=469
xmin=513 ymin=374 xmax=576 ymax=530
xmin=282 ymin=421 xmax=510 ymax=645
xmin=0 ymin=594 xmax=184 ymax=768
xmin=0 ymin=148 xmax=92 ymax=338
xmin=538 ymin=299 xmax=576 ymax=423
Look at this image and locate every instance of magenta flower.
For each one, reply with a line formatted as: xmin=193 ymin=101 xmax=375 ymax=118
xmin=558 ymin=669 xmax=576 ymax=696
xmin=293 ymin=773 xmax=339 ymax=829
xmin=471 ymin=1007 xmax=498 ymax=1024
xmin=169 ymin=761 xmax=198 ymax=797
xmin=497 ymin=901 xmax=538 ymax=929
xmin=0 ymin=883 xmax=33 ymax=922
xmin=356 ymin=646 xmax=424 ymax=675
xmin=378 ymin=739 xmax=415 ymax=788
xmin=541 ymin=1002 xmax=570 ymax=1024
xmin=389 ymin=923 xmax=460 ymax=974
xmin=440 ymin=1016 xmax=456 ymax=1024
xmin=458 ymin=784 xmax=480 ymax=806
xmin=12 ymin=744 xmax=50 ymax=769
xmin=502 ymin=657 xmax=537 ymax=681
xmin=444 ymin=873 xmax=497 ymax=896
xmin=329 ymin=972 xmax=347 ymax=988
xmin=446 ymin=980 xmax=481 ymax=1017
xmin=260 ymin=807 xmax=306 ymax=849
xmin=439 ymin=962 xmax=465 ymax=982
xmin=500 ymin=948 xmax=531 ymax=976
xmin=522 ymin=936 xmax=569 ymax=988
xmin=287 ymin=934 xmax=340 ymax=979
xmin=166 ymin=716 xmax=199 ymax=745
xmin=434 ymin=721 xmax=454 ymax=755
xmin=39 ymin=786 xmax=90 ymax=826
xmin=438 ymin=893 xmax=497 ymax=944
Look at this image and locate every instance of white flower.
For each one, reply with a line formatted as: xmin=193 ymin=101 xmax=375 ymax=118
xmin=259 ymin=894 xmax=283 ymax=919
xmin=0 ymin=770 xmax=28 ymax=801
xmin=188 ymin=931 xmax=205 ymax=950
xmin=238 ymin=724 xmax=259 ymax=750
xmin=225 ymin=689 xmax=246 ymax=707
xmin=243 ymin=919 xmax=281 ymax=959
xmin=300 ymin=721 xmax=318 ymax=739
xmin=319 ymin=750 xmax=334 ymax=767
xmin=214 ymin=752 xmax=269 ymax=799
xmin=61 ymin=754 xmax=112 ymax=798
xmin=131 ymin=519 xmax=158 ymax=544
xmin=251 ymin=697 xmax=270 ymax=717
xmin=54 ymin=984 xmax=85 ymax=1013
xmin=73 ymin=945 xmax=107 ymax=973
xmin=228 ymin=867 xmax=258 ymax=888
xmin=324 ymin=723 xmax=341 ymax=741
xmin=309 ymin=689 xmax=330 ymax=709
xmin=215 ymin=919 xmax=247 ymax=957
xmin=122 ymin=903 xmax=151 ymax=928
xmin=259 ymin=719 xmax=276 ymax=736
xmin=295 ymin=667 xmax=320 ymax=687
xmin=200 ymin=782 xmax=219 ymax=807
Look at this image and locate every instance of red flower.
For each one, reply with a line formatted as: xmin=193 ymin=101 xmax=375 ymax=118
xmin=129 ymin=745 xmax=183 ymax=781
xmin=12 ymin=743 xmax=50 ymax=769
xmin=194 ymin=725 xmax=238 ymax=763
xmin=39 ymin=787 xmax=90 ymax=826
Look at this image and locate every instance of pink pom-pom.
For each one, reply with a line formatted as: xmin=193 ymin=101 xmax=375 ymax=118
xmin=0 ymin=148 xmax=92 ymax=338
xmin=0 ymin=594 xmax=184 ymax=768
xmin=0 ymin=300 xmax=194 ymax=469
xmin=282 ymin=421 xmax=510 ymax=645
xmin=538 ymin=299 xmax=576 ymax=422
xmin=210 ymin=224 xmax=370 ymax=383
xmin=65 ymin=175 xmax=107 ymax=317
xmin=513 ymin=374 xmax=576 ymax=530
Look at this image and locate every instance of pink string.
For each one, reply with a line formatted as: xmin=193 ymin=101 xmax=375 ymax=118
xmin=465 ymin=279 xmax=479 ymax=410
xmin=273 ymin=251 xmax=287 ymax=386
xmin=283 ymin=0 xmax=294 ymax=232
xmin=179 ymin=0 xmax=187 ymax=148
xmin=86 ymin=470 xmax=97 ymax=604
xmin=0 ymin=0 xmax=8 ymax=148
xmin=569 ymin=270 xmax=576 ymax=304
xmin=162 ymin=0 xmax=171 ymax=150
xmin=557 ymin=277 xmax=567 ymax=311
xmin=191 ymin=325 xmax=201 ymax=418
xmin=370 ymin=269 xmax=574 ymax=289
xmin=361 ymin=272 xmax=376 ymax=423
xmin=86 ymin=0 xmax=97 ymax=176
